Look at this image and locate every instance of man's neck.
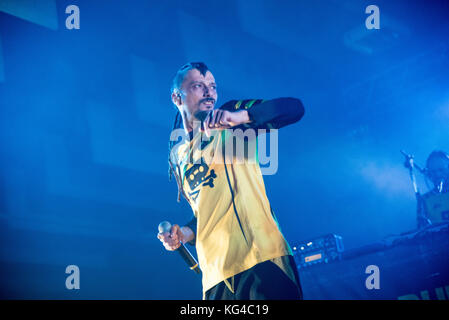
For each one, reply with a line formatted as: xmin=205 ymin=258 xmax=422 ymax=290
xmin=182 ymin=111 xmax=205 ymax=137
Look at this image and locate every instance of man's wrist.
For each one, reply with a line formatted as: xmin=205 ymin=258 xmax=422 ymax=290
xmin=181 ymin=226 xmax=195 ymax=243
xmin=239 ymin=110 xmax=252 ymax=124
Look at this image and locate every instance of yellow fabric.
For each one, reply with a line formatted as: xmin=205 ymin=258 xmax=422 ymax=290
xmin=173 ymin=127 xmax=292 ymax=296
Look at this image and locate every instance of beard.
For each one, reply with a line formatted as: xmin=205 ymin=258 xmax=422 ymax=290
xmin=194 ymin=109 xmax=212 ymax=122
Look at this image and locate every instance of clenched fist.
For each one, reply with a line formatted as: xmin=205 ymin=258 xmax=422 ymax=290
xmin=157 ymin=224 xmax=195 ymax=251
xmin=202 ymin=109 xmax=251 ymax=137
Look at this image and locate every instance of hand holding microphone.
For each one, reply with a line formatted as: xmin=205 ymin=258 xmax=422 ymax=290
xmin=157 ymin=222 xmax=184 ymax=251
xmin=157 ymin=221 xmax=201 ymax=274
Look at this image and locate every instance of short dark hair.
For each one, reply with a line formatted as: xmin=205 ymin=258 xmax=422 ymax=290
xmin=171 ymin=62 xmax=210 ymax=95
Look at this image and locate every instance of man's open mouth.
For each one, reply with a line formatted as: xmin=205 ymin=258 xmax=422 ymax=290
xmin=201 ymin=99 xmax=215 ymax=107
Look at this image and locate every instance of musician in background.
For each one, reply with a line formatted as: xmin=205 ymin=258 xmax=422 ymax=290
xmin=420 ymin=150 xmax=449 ymax=225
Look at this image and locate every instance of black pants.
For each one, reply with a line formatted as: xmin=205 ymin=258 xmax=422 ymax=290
xmin=205 ymin=255 xmax=303 ymax=300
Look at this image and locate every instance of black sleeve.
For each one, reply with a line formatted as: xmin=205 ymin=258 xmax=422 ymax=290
xmin=184 ymin=214 xmax=197 ymax=246
xmin=219 ymin=97 xmax=305 ymax=130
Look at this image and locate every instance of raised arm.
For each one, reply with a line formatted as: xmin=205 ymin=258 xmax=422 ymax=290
xmin=219 ymin=97 xmax=305 ymax=130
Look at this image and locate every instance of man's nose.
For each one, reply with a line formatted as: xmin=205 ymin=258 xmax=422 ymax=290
xmin=203 ymin=86 xmax=211 ymax=97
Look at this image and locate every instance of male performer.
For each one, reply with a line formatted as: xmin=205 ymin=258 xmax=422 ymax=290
xmin=420 ymin=150 xmax=449 ymax=225
xmin=158 ymin=62 xmax=305 ymax=300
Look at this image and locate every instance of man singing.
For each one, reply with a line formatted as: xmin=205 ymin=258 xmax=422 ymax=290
xmin=158 ymin=62 xmax=305 ymax=300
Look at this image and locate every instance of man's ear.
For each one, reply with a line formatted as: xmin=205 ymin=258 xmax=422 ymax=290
xmin=171 ymin=92 xmax=182 ymax=107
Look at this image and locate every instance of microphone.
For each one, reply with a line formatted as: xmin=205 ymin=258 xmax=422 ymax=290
xmin=158 ymin=221 xmax=201 ymax=274
xmin=400 ymin=150 xmax=426 ymax=174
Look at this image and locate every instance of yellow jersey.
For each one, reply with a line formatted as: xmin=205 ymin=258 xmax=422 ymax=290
xmin=170 ymin=98 xmax=305 ymax=296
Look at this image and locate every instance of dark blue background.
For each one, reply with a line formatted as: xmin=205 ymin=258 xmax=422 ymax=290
xmin=0 ymin=0 xmax=448 ymax=299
